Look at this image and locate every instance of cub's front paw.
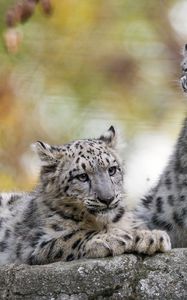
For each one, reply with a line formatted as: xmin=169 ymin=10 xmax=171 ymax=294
xmin=134 ymin=229 xmax=171 ymax=255
xmin=107 ymin=228 xmax=134 ymax=255
xmin=84 ymin=228 xmax=134 ymax=258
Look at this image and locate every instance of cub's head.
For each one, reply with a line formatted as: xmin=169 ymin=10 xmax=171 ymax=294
xmin=33 ymin=126 xmax=125 ymax=217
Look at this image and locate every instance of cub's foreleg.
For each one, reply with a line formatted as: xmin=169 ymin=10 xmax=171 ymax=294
xmin=26 ymin=227 xmax=171 ymax=265
xmin=26 ymin=229 xmax=134 ymax=264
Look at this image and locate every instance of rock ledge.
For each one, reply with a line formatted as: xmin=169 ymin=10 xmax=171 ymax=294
xmin=0 ymin=249 xmax=186 ymax=300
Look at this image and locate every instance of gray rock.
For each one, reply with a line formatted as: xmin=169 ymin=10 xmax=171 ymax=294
xmin=0 ymin=249 xmax=186 ymax=300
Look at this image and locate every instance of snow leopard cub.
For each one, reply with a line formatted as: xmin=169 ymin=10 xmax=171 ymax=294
xmin=136 ymin=45 xmax=187 ymax=248
xmin=0 ymin=127 xmax=170 ymax=265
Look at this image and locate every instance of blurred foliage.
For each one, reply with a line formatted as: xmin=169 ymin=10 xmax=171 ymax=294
xmin=0 ymin=0 xmax=187 ymax=190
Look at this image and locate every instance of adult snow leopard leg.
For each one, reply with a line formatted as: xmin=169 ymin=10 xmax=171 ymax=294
xmin=180 ymin=44 xmax=187 ymax=92
xmin=135 ymin=45 xmax=187 ymax=248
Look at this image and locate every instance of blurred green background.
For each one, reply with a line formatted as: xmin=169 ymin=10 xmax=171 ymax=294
xmin=0 ymin=0 xmax=187 ymax=204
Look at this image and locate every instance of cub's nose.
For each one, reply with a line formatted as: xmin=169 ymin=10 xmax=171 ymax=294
xmin=97 ymin=196 xmax=115 ymax=206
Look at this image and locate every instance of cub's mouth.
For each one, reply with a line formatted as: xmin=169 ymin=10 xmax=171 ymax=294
xmin=87 ymin=203 xmax=119 ymax=215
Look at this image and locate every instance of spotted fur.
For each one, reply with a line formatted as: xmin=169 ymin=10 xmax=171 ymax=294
xmin=0 ymin=127 xmax=170 ymax=265
xmin=180 ymin=44 xmax=187 ymax=92
xmin=136 ymin=45 xmax=187 ymax=248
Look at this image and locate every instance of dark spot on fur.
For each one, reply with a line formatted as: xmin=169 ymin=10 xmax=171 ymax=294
xmin=180 ymin=195 xmax=185 ymax=201
xmin=76 ymin=157 xmax=80 ymax=163
xmin=27 ymin=254 xmax=35 ymax=265
xmin=112 ymin=207 xmax=125 ymax=223
xmin=81 ymin=163 xmax=86 ymax=170
xmin=56 ymin=211 xmax=81 ymax=223
xmin=16 ymin=242 xmax=22 ymax=258
xmin=106 ymin=158 xmax=110 ymax=164
xmin=47 ymin=239 xmax=56 ymax=258
xmin=165 ymin=177 xmax=172 ymax=188
xmin=168 ymin=195 xmax=174 ymax=206
xmin=182 ymin=178 xmax=187 ymax=186
xmin=84 ymin=231 xmax=97 ymax=242
xmin=40 ymin=240 xmax=51 ymax=248
xmin=142 ymin=195 xmax=153 ymax=208
xmin=152 ymin=215 xmax=173 ymax=231
xmin=119 ymin=240 xmax=126 ymax=246
xmin=42 ymin=164 xmax=57 ymax=175
xmin=31 ymin=231 xmax=45 ymax=247
xmin=124 ymin=234 xmax=132 ymax=240
xmin=4 ymin=229 xmax=11 ymax=239
xmin=77 ymin=240 xmax=85 ymax=251
xmin=0 ymin=241 xmax=8 ymax=252
xmin=52 ymin=224 xmax=63 ymax=231
xmin=182 ymin=208 xmax=187 ymax=217
xmin=54 ymin=249 xmax=64 ymax=260
xmin=8 ymin=194 xmax=20 ymax=205
xmin=173 ymin=211 xmax=184 ymax=227
xmin=87 ymin=209 xmax=97 ymax=215
xmin=66 ymin=253 xmax=74 ymax=261
xmin=72 ymin=238 xmax=82 ymax=250
xmin=64 ymin=186 xmax=69 ymax=193
xmin=156 ymin=197 xmax=163 ymax=213
xmin=135 ymin=236 xmax=140 ymax=243
xmin=63 ymin=230 xmax=78 ymax=241
xmin=22 ymin=199 xmax=38 ymax=229
xmin=0 ymin=219 xmax=3 ymax=229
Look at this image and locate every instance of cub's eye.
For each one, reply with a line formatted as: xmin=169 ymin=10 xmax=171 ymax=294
xmin=76 ymin=173 xmax=89 ymax=182
xmin=108 ymin=166 xmax=117 ymax=176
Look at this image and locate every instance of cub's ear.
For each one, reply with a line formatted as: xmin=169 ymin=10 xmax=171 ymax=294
xmin=32 ymin=141 xmax=60 ymax=165
xmin=99 ymin=126 xmax=117 ymax=148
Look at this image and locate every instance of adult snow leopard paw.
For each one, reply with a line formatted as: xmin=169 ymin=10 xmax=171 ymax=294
xmin=133 ymin=229 xmax=171 ymax=255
